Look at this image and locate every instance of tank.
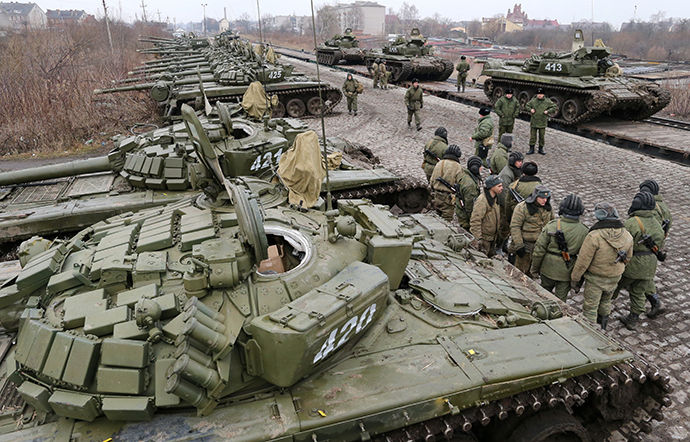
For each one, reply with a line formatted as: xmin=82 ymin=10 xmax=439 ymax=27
xmin=480 ymin=30 xmax=672 ymax=124
xmin=0 ymin=103 xmax=427 ymax=245
xmin=94 ymin=35 xmax=342 ymax=120
xmin=0 ymin=160 xmax=671 ymax=441
xmin=315 ymin=28 xmax=367 ymax=66
xmin=364 ymin=28 xmax=455 ymax=82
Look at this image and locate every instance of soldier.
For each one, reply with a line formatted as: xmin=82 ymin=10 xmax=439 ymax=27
xmin=370 ymin=58 xmax=380 ymax=88
xmin=405 ymin=79 xmax=424 ymax=131
xmin=531 ymin=194 xmax=589 ymax=301
xmin=489 ymin=133 xmax=512 ymax=175
xmin=378 ymin=60 xmax=389 ymax=89
xmin=510 ymin=185 xmax=554 ymax=277
xmin=456 ymin=55 xmax=470 ymax=92
xmin=504 ymin=161 xmax=541 ymax=227
xmin=639 ymin=179 xmax=672 ymax=317
xmin=616 ymin=192 xmax=666 ymax=330
xmin=470 ymin=175 xmax=503 ymax=257
xmin=571 ymin=202 xmax=633 ymax=329
xmin=342 ymin=73 xmax=361 ymax=116
xmin=494 ymin=88 xmax=520 ymax=141
xmin=470 ymin=107 xmax=494 ymax=167
xmin=429 ymin=145 xmax=463 ymax=221
xmin=455 ymin=156 xmax=483 ymax=231
xmin=497 ymin=151 xmax=524 ymax=248
xmin=422 ymin=127 xmax=449 ymax=182
xmin=525 ymin=88 xmax=557 ymax=155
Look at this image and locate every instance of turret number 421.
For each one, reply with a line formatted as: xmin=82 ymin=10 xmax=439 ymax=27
xmin=249 ymin=149 xmax=283 ymax=172
xmin=313 ymin=303 xmax=377 ymax=364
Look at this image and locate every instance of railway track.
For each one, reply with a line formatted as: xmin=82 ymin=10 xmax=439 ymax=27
xmin=276 ymin=46 xmax=690 ymax=167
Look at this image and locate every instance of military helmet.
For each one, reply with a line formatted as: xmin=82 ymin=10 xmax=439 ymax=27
xmin=435 ymin=126 xmax=448 ymax=140
xmin=445 ymin=144 xmax=462 ymax=159
xmin=628 ymin=191 xmax=656 ymax=214
xmin=559 ymin=194 xmax=584 ymax=218
xmin=467 ymin=156 xmax=482 ymax=175
xmin=639 ymin=179 xmax=660 ymax=195
xmin=508 ymin=151 xmax=524 ymax=166
xmin=375 ymin=58 xmax=380 ymax=63
xmin=461 ymin=55 xmax=466 ymax=60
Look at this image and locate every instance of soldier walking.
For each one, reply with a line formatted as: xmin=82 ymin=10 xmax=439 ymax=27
xmin=422 ymin=127 xmax=449 ymax=182
xmin=494 ymin=88 xmax=520 ymax=141
xmin=489 ymin=133 xmax=512 ymax=175
xmin=470 ymin=175 xmax=503 ymax=257
xmin=429 ymin=145 xmax=463 ymax=221
xmin=455 ymin=156 xmax=483 ymax=231
xmin=570 ymin=202 xmax=633 ymax=329
xmin=615 ymin=192 xmax=666 ymax=330
xmin=531 ymin=194 xmax=589 ymax=301
xmin=342 ymin=73 xmax=361 ymax=116
xmin=470 ymin=107 xmax=494 ymax=167
xmin=510 ymin=185 xmax=554 ymax=277
xmin=525 ymin=88 xmax=557 ymax=155
xmin=456 ymin=55 xmax=470 ymax=92
xmin=405 ymin=79 xmax=424 ymax=131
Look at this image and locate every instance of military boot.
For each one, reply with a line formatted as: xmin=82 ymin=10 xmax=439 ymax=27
xmin=600 ymin=315 xmax=609 ymax=331
xmin=527 ymin=145 xmax=535 ymax=155
xmin=620 ymin=313 xmax=639 ymax=330
xmin=646 ymin=293 xmax=665 ymax=318
xmin=538 ymin=146 xmax=545 ymax=155
xmin=417 ymin=124 xmax=423 ymax=131
xmin=596 ymin=314 xmax=603 ymax=324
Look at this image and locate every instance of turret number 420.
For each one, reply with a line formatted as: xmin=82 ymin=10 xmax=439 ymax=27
xmin=313 ymin=303 xmax=377 ymax=364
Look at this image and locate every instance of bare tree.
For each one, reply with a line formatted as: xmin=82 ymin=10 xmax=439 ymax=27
xmin=316 ymin=4 xmax=340 ymax=39
xmin=399 ymin=2 xmax=420 ymax=31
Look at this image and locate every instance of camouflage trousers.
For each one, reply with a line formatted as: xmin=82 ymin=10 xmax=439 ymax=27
xmin=581 ymin=273 xmax=622 ymax=322
xmin=346 ymin=95 xmax=358 ymax=112
xmin=529 ymin=127 xmax=546 ymax=147
xmin=498 ymin=124 xmax=514 ymax=142
xmin=614 ymin=276 xmax=655 ymax=315
xmin=433 ymin=191 xmax=454 ymax=222
xmin=457 ymin=74 xmax=467 ymax=92
xmin=539 ymin=274 xmax=571 ymax=302
xmin=407 ymin=108 xmax=421 ymax=126
xmin=514 ymin=242 xmax=535 ymax=277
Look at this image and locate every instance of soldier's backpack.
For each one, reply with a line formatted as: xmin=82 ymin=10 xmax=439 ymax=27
xmin=355 ymin=81 xmax=364 ymax=94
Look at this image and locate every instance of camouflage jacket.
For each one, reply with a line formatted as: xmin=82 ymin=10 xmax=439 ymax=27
xmin=510 ymin=200 xmax=554 ymax=246
xmin=531 ymin=217 xmax=589 ymax=281
xmin=571 ymin=221 xmax=633 ymax=281
xmin=525 ymin=96 xmax=557 ymax=128
xmin=472 ymin=115 xmax=494 ymax=143
xmin=494 ymin=95 xmax=520 ymax=126
xmin=470 ymin=189 xmax=501 ymax=242
xmin=342 ymin=78 xmax=360 ymax=96
xmin=653 ymin=194 xmax=672 ymax=236
xmin=456 ymin=60 xmax=470 ymax=77
xmin=505 ymin=176 xmax=541 ymax=222
xmin=623 ymin=210 xmax=665 ymax=280
xmin=455 ymin=169 xmax=481 ymax=220
xmin=489 ymin=143 xmax=510 ymax=175
xmin=404 ymin=86 xmax=424 ymax=110
xmin=430 ymin=159 xmax=463 ymax=192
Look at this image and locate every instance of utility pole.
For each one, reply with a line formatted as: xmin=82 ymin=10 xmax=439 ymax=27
xmin=101 ymin=0 xmax=113 ymax=54
xmin=140 ymin=0 xmax=148 ymax=23
xmin=157 ymin=10 xmax=161 ymax=23
xmin=201 ymin=3 xmax=208 ymax=36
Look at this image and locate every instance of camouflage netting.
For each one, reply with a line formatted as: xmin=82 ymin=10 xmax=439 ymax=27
xmin=278 ymin=130 xmax=326 ymax=208
xmin=241 ymin=81 xmax=278 ymax=120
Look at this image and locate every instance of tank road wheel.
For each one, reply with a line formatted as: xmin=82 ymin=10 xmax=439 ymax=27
xmin=389 ymin=64 xmax=404 ymax=82
xmin=272 ymin=101 xmax=286 ymax=118
xmin=507 ymin=410 xmax=590 ymax=442
xmin=517 ymin=90 xmax=533 ymax=110
xmin=306 ymin=96 xmax=324 ymax=116
xmin=394 ymin=188 xmax=429 ymax=213
xmin=561 ymin=98 xmax=582 ymax=123
xmin=286 ymin=98 xmax=306 ymax=118
xmin=492 ymin=86 xmax=506 ymax=103
xmin=548 ymin=95 xmax=564 ymax=118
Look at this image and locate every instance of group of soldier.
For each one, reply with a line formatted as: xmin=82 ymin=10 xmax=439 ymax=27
xmin=423 ymin=125 xmax=672 ymax=331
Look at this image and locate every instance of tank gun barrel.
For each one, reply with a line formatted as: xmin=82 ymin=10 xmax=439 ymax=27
xmin=117 ymin=67 xmax=214 ymax=84
xmin=94 ymin=75 xmax=216 ymax=96
xmin=142 ymin=55 xmax=208 ymax=67
xmin=129 ymin=62 xmax=211 ymax=76
xmin=0 ymin=153 xmax=122 ymax=187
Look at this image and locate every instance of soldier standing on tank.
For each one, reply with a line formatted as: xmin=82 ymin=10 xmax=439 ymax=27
xmin=342 ymin=73 xmax=360 ymax=116
xmin=455 ymin=156 xmax=483 ymax=231
xmin=429 ymin=145 xmax=463 ymax=222
xmin=370 ymin=58 xmax=380 ymax=88
xmin=378 ymin=60 xmax=389 ymax=89
xmin=571 ymin=202 xmax=633 ymax=329
xmin=615 ymin=192 xmax=666 ymax=330
xmin=422 ymin=127 xmax=449 ymax=182
xmin=405 ymin=79 xmax=424 ymax=131
xmin=639 ymin=179 xmax=672 ymax=317
xmin=470 ymin=107 xmax=494 ymax=167
xmin=456 ymin=55 xmax=470 ymax=92
xmin=470 ymin=175 xmax=503 ymax=257
xmin=531 ymin=194 xmax=589 ymax=301
xmin=494 ymin=88 xmax=520 ymax=141
xmin=489 ymin=134 xmax=512 ymax=175
xmin=525 ymin=88 xmax=557 ymax=155
xmin=510 ymin=185 xmax=554 ymax=277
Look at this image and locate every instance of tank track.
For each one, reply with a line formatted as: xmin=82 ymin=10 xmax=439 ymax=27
xmin=387 ymin=61 xmax=413 ymax=83
xmin=609 ymin=84 xmax=672 ymax=121
xmin=409 ymin=58 xmax=455 ymax=82
xmin=484 ymin=79 xmax=616 ymax=125
xmin=374 ymin=357 xmax=672 ymax=441
xmin=330 ymin=176 xmax=429 ymax=213
xmin=439 ymin=58 xmax=455 ymax=81
xmin=316 ymin=49 xmax=342 ymax=66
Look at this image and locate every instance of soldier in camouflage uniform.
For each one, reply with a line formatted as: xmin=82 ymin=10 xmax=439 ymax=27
xmin=342 ymin=73 xmax=360 ymax=116
xmin=494 ymin=88 xmax=520 ymax=141
xmin=504 ymin=161 xmax=542 ymax=227
xmin=571 ymin=203 xmax=633 ymax=328
xmin=489 ymin=133 xmax=512 ymax=175
xmin=470 ymin=107 xmax=494 ymax=167
xmin=456 ymin=55 xmax=470 ymax=92
xmin=531 ymin=194 xmax=589 ymax=301
xmin=370 ymin=58 xmax=380 ymax=88
xmin=510 ymin=185 xmax=554 ymax=277
xmin=639 ymin=179 xmax=672 ymax=317
xmin=525 ymin=88 xmax=557 ymax=155
xmin=497 ymin=151 xmax=524 ymax=248
xmin=616 ymin=192 xmax=666 ymax=330
xmin=422 ymin=127 xmax=449 ymax=182
xmin=404 ymin=79 xmax=424 ymax=131
xmin=378 ymin=60 xmax=389 ymax=89
xmin=470 ymin=175 xmax=503 ymax=257
xmin=455 ymin=156 xmax=483 ymax=231
xmin=430 ymin=145 xmax=463 ymax=221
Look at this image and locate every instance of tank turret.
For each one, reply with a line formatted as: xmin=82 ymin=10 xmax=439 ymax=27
xmin=316 ymin=28 xmax=367 ymax=66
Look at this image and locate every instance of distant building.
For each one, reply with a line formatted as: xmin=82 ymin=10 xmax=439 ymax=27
xmin=334 ymin=1 xmax=385 ymax=36
xmin=0 ymin=2 xmax=46 ymax=29
xmin=219 ymin=18 xmax=230 ymax=33
xmin=524 ymin=19 xmax=560 ymax=30
xmin=0 ymin=6 xmax=10 ymax=28
xmin=46 ymin=10 xmax=95 ymax=27
xmin=268 ymin=15 xmax=308 ymax=33
xmin=506 ymin=3 xmax=528 ymax=26
xmin=482 ymin=16 xmax=523 ymax=33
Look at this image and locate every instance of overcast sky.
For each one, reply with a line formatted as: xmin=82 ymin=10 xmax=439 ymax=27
xmin=35 ymin=0 xmax=688 ymax=30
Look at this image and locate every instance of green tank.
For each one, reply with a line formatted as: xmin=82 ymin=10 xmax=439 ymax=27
xmin=480 ymin=30 xmax=671 ymax=124
xmin=364 ymin=28 xmax=455 ymax=82
xmin=315 ymin=28 xmax=367 ymax=66
xmin=0 ymin=159 xmax=671 ymax=441
xmin=0 ymin=103 xmax=426 ymax=245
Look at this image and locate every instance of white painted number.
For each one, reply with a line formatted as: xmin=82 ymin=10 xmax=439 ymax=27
xmin=268 ymin=70 xmax=282 ymax=79
xmin=249 ymin=149 xmax=283 ymax=172
xmin=313 ymin=303 xmax=378 ymax=364
xmin=544 ymin=62 xmax=563 ymax=72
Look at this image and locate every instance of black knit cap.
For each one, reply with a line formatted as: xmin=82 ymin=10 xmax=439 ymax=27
xmin=435 ymin=126 xmax=448 ymax=140
xmin=628 ymin=191 xmax=656 ymax=214
xmin=479 ymin=107 xmax=491 ymax=116
xmin=467 ymin=156 xmax=483 ymax=175
xmin=559 ymin=194 xmax=584 ymax=218
xmin=508 ymin=151 xmax=524 ymax=166
xmin=639 ymin=179 xmax=659 ymax=195
xmin=522 ymin=161 xmax=538 ymax=176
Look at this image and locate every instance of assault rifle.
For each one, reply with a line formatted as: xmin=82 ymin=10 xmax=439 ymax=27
xmin=614 ymin=250 xmax=629 ymax=264
xmin=435 ymin=177 xmax=463 ymax=207
xmin=424 ymin=149 xmax=440 ymax=162
xmin=661 ymin=218 xmax=670 ymax=236
xmin=638 ymin=234 xmax=667 ymax=261
xmin=508 ymin=187 xmax=524 ymax=203
xmin=548 ymin=229 xmax=570 ymax=263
